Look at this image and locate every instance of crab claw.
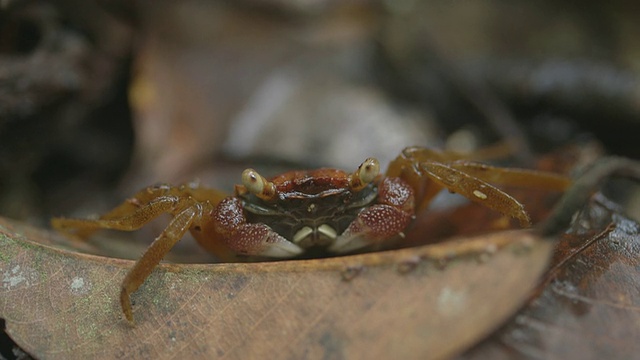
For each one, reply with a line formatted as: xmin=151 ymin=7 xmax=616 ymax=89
xmin=228 ymin=223 xmax=304 ymax=258
xmin=330 ymin=176 xmax=415 ymax=253
xmin=329 ymin=204 xmax=413 ymax=253
xmin=212 ymin=196 xmax=303 ymax=258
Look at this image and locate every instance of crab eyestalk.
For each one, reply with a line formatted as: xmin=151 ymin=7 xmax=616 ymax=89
xmin=349 ymin=158 xmax=380 ymax=191
xmin=242 ymin=168 xmax=277 ymax=201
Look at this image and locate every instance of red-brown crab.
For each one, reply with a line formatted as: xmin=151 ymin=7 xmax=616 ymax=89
xmin=52 ymin=146 xmax=571 ymax=323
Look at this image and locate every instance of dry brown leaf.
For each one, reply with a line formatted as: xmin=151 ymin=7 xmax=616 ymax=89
xmin=462 ymin=196 xmax=640 ymax=359
xmin=0 ymin=217 xmax=551 ymax=360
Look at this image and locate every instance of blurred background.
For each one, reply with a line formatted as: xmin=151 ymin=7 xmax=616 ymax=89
xmin=2 ymin=2 xmax=640 ymax=358
xmin=1 ymin=0 xmax=640 ymax=232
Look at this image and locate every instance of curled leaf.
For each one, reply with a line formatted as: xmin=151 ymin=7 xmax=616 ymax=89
xmin=0 ymin=217 xmax=552 ymax=359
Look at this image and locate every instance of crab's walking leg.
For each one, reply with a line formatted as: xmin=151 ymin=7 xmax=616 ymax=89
xmin=53 ymin=193 xmax=215 ymax=323
xmin=51 ymin=184 xmax=226 ymax=239
xmin=419 ymin=161 xmax=572 ymax=226
xmin=120 ymin=202 xmax=208 ymax=323
xmin=421 ymin=162 xmax=532 ymax=226
xmin=448 ymin=161 xmax=572 ymax=191
xmin=52 ymin=196 xmax=185 ymax=234
xmin=387 ymin=146 xmax=572 ymax=227
xmin=386 ymin=147 xmax=454 ymax=213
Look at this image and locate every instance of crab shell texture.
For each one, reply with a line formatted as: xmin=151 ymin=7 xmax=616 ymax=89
xmin=205 ymin=160 xmax=415 ymax=259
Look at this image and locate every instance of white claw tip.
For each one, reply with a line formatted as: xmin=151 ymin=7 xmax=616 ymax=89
xmin=260 ymin=241 xmax=304 ymax=258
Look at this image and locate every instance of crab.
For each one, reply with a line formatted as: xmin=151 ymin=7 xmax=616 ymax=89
xmin=52 ymin=146 xmax=571 ymax=323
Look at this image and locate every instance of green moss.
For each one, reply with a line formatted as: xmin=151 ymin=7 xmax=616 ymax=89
xmin=0 ymin=232 xmax=20 ymax=261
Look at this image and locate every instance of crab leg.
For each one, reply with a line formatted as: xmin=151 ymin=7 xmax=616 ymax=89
xmin=54 ymin=194 xmax=215 ymax=323
xmin=52 ymin=196 xmax=186 ymax=235
xmin=386 ymin=147 xmax=448 ymax=212
xmin=420 ymin=162 xmax=532 ymax=226
xmin=386 ymin=146 xmax=572 ymax=226
xmin=51 ymin=184 xmax=226 ymax=240
xmin=447 ymin=161 xmax=571 ymax=191
xmin=121 ymin=202 xmax=206 ymax=323
xmin=416 ymin=161 xmax=571 ymax=225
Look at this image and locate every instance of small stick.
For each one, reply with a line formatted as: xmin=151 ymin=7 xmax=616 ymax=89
xmin=538 ymin=156 xmax=640 ymax=237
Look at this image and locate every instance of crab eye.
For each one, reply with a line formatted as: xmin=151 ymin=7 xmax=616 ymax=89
xmin=350 ymin=157 xmax=380 ymax=191
xmin=359 ymin=158 xmax=380 ymax=183
xmin=241 ymin=168 xmax=277 ymax=201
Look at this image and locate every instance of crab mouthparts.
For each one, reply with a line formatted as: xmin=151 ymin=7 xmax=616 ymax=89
xmin=292 ymin=224 xmax=338 ymax=248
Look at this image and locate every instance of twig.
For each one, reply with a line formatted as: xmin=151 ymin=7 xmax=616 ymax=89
xmin=538 ymin=156 xmax=640 ymax=237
